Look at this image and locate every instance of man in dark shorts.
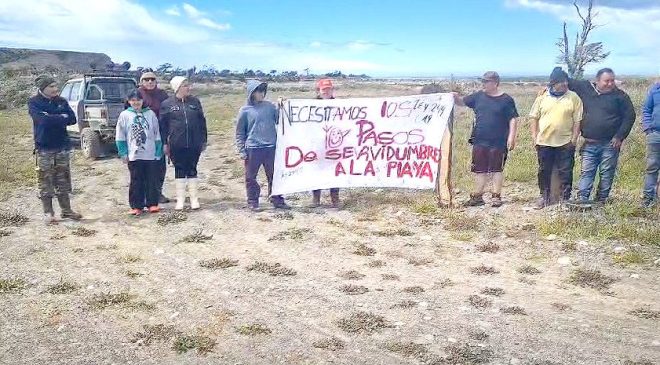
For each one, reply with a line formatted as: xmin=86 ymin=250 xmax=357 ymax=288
xmin=453 ymin=71 xmax=519 ymax=207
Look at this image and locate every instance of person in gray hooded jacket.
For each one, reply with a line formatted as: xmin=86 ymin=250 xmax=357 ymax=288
xmin=235 ymin=80 xmax=290 ymax=210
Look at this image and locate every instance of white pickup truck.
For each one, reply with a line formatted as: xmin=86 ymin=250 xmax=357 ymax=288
xmin=60 ymin=72 xmax=137 ymax=159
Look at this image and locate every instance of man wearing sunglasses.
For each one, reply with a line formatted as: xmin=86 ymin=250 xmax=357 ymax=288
xmin=138 ymin=71 xmax=170 ymax=203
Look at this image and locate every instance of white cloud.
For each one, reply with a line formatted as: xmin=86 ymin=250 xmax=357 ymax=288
xmin=0 ymin=0 xmax=209 ymax=46
xmin=507 ymin=0 xmax=660 ymax=73
xmin=309 ymin=41 xmax=322 ymax=48
xmin=196 ymin=18 xmax=231 ymax=31
xmin=347 ymin=40 xmax=376 ymax=52
xmin=182 ymin=3 xmax=203 ymax=18
xmin=0 ymin=0 xmax=388 ymax=75
xmin=181 ymin=2 xmax=230 ymax=31
xmin=165 ymin=5 xmax=181 ymax=16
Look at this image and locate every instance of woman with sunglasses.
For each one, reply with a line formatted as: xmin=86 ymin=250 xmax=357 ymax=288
xmin=138 ymin=70 xmax=170 ymax=203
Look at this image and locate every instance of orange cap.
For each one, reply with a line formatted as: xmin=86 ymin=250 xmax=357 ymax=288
xmin=317 ymin=78 xmax=333 ymax=90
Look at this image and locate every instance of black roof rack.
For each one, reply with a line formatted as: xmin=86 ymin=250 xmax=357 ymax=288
xmin=83 ymin=71 xmax=140 ymax=80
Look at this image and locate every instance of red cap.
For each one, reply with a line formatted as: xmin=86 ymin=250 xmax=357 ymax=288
xmin=317 ymin=78 xmax=333 ymax=90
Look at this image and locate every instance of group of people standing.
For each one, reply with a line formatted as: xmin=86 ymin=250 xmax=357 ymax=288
xmin=455 ymin=66 xmax=659 ymax=209
xmin=115 ymin=73 xmax=208 ymax=215
xmin=27 ymin=67 xmax=659 ymax=223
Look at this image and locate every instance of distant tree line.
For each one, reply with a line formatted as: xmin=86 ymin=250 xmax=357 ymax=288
xmin=146 ymin=63 xmax=370 ymax=82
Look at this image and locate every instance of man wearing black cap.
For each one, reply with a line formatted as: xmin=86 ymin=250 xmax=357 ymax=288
xmin=529 ymin=68 xmax=583 ymax=208
xmin=567 ymin=68 xmax=636 ymax=203
xmin=28 ymin=75 xmax=83 ymax=222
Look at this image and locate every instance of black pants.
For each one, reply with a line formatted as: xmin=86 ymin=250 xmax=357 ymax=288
xmin=245 ymin=147 xmax=284 ymax=204
xmin=156 ymin=156 xmax=166 ymax=195
xmin=536 ymin=144 xmax=575 ymax=201
xmin=128 ymin=160 xmax=159 ymax=209
xmin=170 ymin=147 xmax=201 ymax=179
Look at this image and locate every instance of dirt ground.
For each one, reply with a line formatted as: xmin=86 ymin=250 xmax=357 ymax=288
xmin=1 ymin=92 xmax=659 ymax=365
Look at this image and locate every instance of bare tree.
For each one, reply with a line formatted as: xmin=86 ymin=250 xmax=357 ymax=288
xmin=556 ymin=0 xmax=610 ymax=79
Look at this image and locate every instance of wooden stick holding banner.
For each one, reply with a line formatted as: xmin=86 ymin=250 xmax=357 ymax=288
xmin=272 ymin=94 xmax=455 ymax=195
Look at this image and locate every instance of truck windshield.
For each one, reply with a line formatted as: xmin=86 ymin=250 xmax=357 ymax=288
xmin=86 ymin=79 xmax=136 ymax=101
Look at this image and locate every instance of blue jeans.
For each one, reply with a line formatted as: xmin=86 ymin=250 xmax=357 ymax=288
xmin=643 ymin=143 xmax=660 ymax=201
xmin=577 ymin=141 xmax=620 ymax=202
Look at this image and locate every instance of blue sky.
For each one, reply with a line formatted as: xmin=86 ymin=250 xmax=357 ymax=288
xmin=0 ymin=0 xmax=659 ymax=77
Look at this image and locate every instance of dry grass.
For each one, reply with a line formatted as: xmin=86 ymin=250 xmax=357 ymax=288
xmin=0 ymin=278 xmax=26 ymax=294
xmin=235 ymin=323 xmax=272 ymax=336
xmin=407 ymin=257 xmax=434 ymax=266
xmin=87 ymin=292 xmax=132 ymax=310
xmin=552 ymin=302 xmax=571 ymax=311
xmin=518 ymin=265 xmax=542 ymax=275
xmin=434 ymin=278 xmax=455 ymax=289
xmin=476 ymin=242 xmax=500 ymax=253
xmin=468 ymin=330 xmax=490 ymax=341
xmin=468 ymin=295 xmax=493 ymax=309
xmin=246 ymin=261 xmax=297 ymax=276
xmin=569 ymin=268 xmax=617 ymax=291
xmin=179 ymin=229 xmax=213 ymax=244
xmin=403 ymin=286 xmax=425 ymax=294
xmin=628 ymin=307 xmax=659 ymax=320
xmin=470 ymin=265 xmax=499 ymax=275
xmin=382 ymin=274 xmax=400 ymax=281
xmin=445 ymin=343 xmax=494 ymax=364
xmin=385 ymin=341 xmax=429 ymax=358
xmin=353 ymin=243 xmax=376 ymax=256
xmin=0 ymin=210 xmax=28 ymax=228
xmin=132 ymin=324 xmax=180 ymax=346
xmin=273 ymin=211 xmax=294 ymax=220
xmin=613 ymin=251 xmax=647 ymax=265
xmin=199 ymin=258 xmax=239 ymax=270
xmin=312 ymin=337 xmax=345 ymax=351
xmin=367 ymin=260 xmax=387 ymax=268
xmin=172 ymin=334 xmax=216 ymax=355
xmin=117 ymin=254 xmax=141 ymax=264
xmin=339 ymin=284 xmax=369 ymax=295
xmin=45 ymin=280 xmax=78 ymax=294
xmin=125 ymin=270 xmax=143 ymax=278
xmin=268 ymin=227 xmax=312 ymax=241
xmin=480 ymin=287 xmax=505 ymax=297
xmin=391 ymin=300 xmax=418 ymax=309
xmin=336 ymin=311 xmax=392 ymax=334
xmin=373 ymin=228 xmax=414 ymax=237
xmin=71 ymin=227 xmax=97 ymax=237
xmin=500 ymin=306 xmax=528 ymax=315
xmin=338 ymin=270 xmax=365 ymax=280
xmin=157 ymin=211 xmax=187 ymax=226
xmin=441 ymin=211 xmax=482 ymax=231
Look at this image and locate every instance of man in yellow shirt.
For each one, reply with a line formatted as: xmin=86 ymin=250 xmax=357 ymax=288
xmin=529 ymin=68 xmax=583 ymax=209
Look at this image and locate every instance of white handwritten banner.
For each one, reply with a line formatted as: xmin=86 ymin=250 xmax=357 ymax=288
xmin=272 ymin=93 xmax=454 ymax=195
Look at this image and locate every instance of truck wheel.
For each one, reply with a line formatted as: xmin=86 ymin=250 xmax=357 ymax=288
xmin=81 ymin=128 xmax=101 ymax=159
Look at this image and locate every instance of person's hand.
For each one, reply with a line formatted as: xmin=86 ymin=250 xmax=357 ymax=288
xmin=239 ymin=152 xmax=248 ymax=160
xmin=121 ymin=156 xmax=128 ymax=164
xmin=507 ymin=136 xmax=516 ymax=151
xmin=610 ymin=137 xmax=622 ymax=149
xmin=451 ymin=92 xmax=460 ymax=101
xmin=163 ymin=144 xmax=169 ymax=157
xmin=201 ymin=143 xmax=207 ymax=152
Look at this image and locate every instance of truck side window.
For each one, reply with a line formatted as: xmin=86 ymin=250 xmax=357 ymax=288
xmin=60 ymin=83 xmax=73 ymax=100
xmin=69 ymin=81 xmax=82 ymax=101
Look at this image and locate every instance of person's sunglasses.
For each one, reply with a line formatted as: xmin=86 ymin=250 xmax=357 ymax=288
xmin=142 ymin=78 xmax=156 ymax=82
